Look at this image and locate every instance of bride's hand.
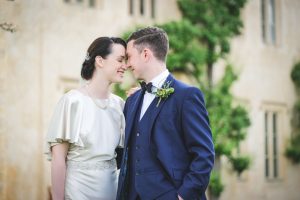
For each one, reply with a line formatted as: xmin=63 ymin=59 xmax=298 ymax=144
xmin=126 ymin=87 xmax=140 ymax=97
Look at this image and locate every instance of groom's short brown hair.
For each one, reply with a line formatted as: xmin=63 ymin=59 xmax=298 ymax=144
xmin=127 ymin=27 xmax=169 ymax=62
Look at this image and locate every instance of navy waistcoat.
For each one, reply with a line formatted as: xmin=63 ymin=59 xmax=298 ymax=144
xmin=128 ymin=97 xmax=163 ymax=199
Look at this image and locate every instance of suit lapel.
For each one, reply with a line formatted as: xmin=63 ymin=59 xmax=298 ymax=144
xmin=147 ymin=74 xmax=175 ymax=134
xmin=125 ymin=90 xmax=144 ymax=146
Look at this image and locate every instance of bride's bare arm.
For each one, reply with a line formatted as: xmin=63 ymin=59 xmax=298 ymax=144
xmin=51 ymin=142 xmax=69 ymax=200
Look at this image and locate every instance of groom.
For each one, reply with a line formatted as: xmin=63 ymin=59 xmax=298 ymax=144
xmin=117 ymin=27 xmax=215 ymax=200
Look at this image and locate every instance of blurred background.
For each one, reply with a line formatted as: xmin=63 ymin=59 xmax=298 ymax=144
xmin=0 ymin=0 xmax=300 ymax=199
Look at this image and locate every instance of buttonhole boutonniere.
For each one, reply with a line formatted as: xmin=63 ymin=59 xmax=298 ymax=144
xmin=154 ymin=81 xmax=174 ymax=107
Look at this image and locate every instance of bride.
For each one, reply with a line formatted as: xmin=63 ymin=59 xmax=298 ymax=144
xmin=45 ymin=37 xmax=126 ymax=200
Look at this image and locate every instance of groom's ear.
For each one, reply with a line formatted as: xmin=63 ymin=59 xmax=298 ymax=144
xmin=142 ymin=48 xmax=153 ymax=62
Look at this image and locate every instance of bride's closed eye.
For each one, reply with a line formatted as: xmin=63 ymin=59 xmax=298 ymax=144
xmin=117 ymin=56 xmax=126 ymax=63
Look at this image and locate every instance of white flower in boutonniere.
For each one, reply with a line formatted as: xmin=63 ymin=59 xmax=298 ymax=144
xmin=154 ymin=81 xmax=174 ymax=107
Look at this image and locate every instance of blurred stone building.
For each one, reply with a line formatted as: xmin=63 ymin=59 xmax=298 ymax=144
xmin=0 ymin=0 xmax=299 ymax=199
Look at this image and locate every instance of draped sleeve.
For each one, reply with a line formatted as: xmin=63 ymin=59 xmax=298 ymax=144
xmin=110 ymin=94 xmax=125 ymax=148
xmin=45 ymin=91 xmax=84 ymax=160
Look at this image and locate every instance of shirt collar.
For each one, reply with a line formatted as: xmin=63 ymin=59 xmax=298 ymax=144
xmin=149 ymin=69 xmax=170 ymax=88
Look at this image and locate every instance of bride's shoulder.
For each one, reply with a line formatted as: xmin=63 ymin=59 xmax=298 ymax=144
xmin=61 ymin=88 xmax=86 ymax=103
xmin=110 ymin=93 xmax=125 ymax=108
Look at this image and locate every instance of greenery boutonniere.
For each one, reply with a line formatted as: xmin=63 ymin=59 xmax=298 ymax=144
xmin=154 ymin=81 xmax=174 ymax=107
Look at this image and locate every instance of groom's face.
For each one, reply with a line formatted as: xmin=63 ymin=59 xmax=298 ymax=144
xmin=126 ymin=40 xmax=146 ymax=80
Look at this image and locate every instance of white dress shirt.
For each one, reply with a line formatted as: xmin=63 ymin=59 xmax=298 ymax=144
xmin=139 ymin=70 xmax=170 ymax=120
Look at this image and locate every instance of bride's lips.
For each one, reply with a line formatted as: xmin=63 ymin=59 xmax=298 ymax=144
xmin=117 ymin=70 xmax=125 ymax=76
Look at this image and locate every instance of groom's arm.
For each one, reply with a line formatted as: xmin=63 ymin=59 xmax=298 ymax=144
xmin=178 ymin=87 xmax=215 ymax=199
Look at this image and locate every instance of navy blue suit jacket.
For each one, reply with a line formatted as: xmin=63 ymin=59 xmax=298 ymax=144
xmin=117 ymin=75 xmax=214 ymax=200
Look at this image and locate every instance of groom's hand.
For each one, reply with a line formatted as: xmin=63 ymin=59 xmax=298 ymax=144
xmin=178 ymin=195 xmax=184 ymax=200
xmin=126 ymin=87 xmax=140 ymax=97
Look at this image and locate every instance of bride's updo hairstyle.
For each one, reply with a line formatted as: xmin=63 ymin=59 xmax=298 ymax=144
xmin=81 ymin=37 xmax=126 ymax=80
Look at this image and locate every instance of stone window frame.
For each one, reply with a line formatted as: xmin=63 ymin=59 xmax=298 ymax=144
xmin=261 ymin=0 xmax=282 ymax=46
xmin=129 ymin=0 xmax=156 ymax=19
xmin=261 ymin=102 xmax=288 ymax=182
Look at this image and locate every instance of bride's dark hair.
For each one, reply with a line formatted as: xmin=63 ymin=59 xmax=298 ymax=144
xmin=81 ymin=37 xmax=126 ymax=80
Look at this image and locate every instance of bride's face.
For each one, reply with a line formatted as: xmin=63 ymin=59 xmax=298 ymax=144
xmin=101 ymin=44 xmax=126 ymax=83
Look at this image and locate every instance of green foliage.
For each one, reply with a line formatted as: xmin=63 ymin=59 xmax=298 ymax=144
xmin=158 ymin=20 xmax=207 ymax=75
xmin=202 ymin=68 xmax=236 ymax=138
xmin=295 ymin=100 xmax=300 ymax=112
xmin=209 ymin=171 xmax=224 ymax=197
xmin=229 ymin=155 xmax=251 ymax=175
xmin=285 ymin=134 xmax=300 ymax=163
xmin=204 ymin=66 xmax=250 ymax=156
xmin=113 ymin=84 xmax=126 ymax=99
xmin=292 ymin=100 xmax=300 ymax=128
xmin=122 ymin=26 xmax=141 ymax=41
xmin=285 ymin=61 xmax=300 ymax=164
xmin=229 ymin=106 xmax=251 ymax=140
xmin=177 ymin=0 xmax=247 ymax=64
xmin=291 ymin=62 xmax=300 ymax=88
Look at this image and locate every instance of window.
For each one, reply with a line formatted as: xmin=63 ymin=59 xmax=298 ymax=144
xmin=261 ymin=0 xmax=276 ymax=44
xmin=64 ymin=0 xmax=82 ymax=4
xmin=89 ymin=0 xmax=95 ymax=7
xmin=129 ymin=0 xmax=156 ymax=19
xmin=151 ymin=0 xmax=155 ymax=18
xmin=129 ymin=0 xmax=134 ymax=15
xmin=63 ymin=0 xmax=97 ymax=8
xmin=140 ymin=0 xmax=144 ymax=15
xmin=264 ymin=111 xmax=279 ymax=179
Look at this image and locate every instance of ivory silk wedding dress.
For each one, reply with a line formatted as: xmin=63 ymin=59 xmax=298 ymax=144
xmin=46 ymin=89 xmax=125 ymax=200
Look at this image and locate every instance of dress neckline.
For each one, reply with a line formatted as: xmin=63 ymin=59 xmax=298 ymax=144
xmin=72 ymin=89 xmax=112 ymax=110
xmin=72 ymin=89 xmax=111 ymax=102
